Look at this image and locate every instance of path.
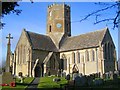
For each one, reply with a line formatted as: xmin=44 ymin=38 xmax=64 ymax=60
xmin=25 ymin=77 xmax=40 ymax=90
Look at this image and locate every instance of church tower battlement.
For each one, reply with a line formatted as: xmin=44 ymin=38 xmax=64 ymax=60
xmin=46 ymin=3 xmax=71 ymax=49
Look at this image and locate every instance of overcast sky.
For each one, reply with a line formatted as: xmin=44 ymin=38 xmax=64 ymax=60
xmin=0 ymin=2 xmax=118 ymax=67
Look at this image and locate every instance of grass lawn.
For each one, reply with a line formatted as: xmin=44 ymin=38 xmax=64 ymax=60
xmin=38 ymin=76 xmax=68 ymax=88
xmin=1 ymin=77 xmax=34 ymax=90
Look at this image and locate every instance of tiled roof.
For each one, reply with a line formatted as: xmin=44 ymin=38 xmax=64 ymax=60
xmin=26 ymin=31 xmax=58 ymax=52
xmin=25 ymin=28 xmax=107 ymax=52
xmin=60 ymin=28 xmax=107 ymax=51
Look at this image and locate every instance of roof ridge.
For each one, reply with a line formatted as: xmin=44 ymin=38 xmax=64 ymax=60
xmin=69 ymin=27 xmax=107 ymax=39
xmin=26 ymin=30 xmax=49 ymax=37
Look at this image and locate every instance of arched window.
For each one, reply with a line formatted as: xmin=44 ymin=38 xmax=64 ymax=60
xmin=85 ymin=50 xmax=89 ymax=61
xmin=81 ymin=55 xmax=84 ymax=63
xmin=67 ymin=23 xmax=69 ymax=33
xmin=111 ymin=44 xmax=113 ymax=61
xmin=78 ymin=52 xmax=80 ymax=63
xmin=72 ymin=52 xmax=75 ymax=63
xmin=64 ymin=59 xmax=67 ymax=70
xmin=76 ymin=51 xmax=80 ymax=63
xmin=17 ymin=48 xmax=19 ymax=64
xmin=108 ymin=43 xmax=110 ymax=60
xmin=104 ymin=43 xmax=107 ymax=60
xmin=60 ymin=59 xmax=64 ymax=70
xmin=92 ymin=50 xmax=95 ymax=61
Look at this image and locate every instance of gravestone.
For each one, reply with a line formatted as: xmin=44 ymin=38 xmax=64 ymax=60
xmin=113 ymin=74 xmax=118 ymax=84
xmin=18 ymin=72 xmax=24 ymax=83
xmin=93 ymin=79 xmax=103 ymax=86
xmin=61 ymin=72 xmax=66 ymax=77
xmin=2 ymin=72 xmax=15 ymax=85
xmin=53 ymin=78 xmax=61 ymax=83
xmin=73 ymin=73 xmax=79 ymax=80
xmin=113 ymin=74 xmax=118 ymax=81
xmin=102 ymin=73 xmax=105 ymax=79
xmin=105 ymin=72 xmax=109 ymax=79
xmin=98 ymin=72 xmax=101 ymax=78
xmin=95 ymin=73 xmax=98 ymax=78
xmin=74 ymin=76 xmax=87 ymax=86
xmin=90 ymin=74 xmax=94 ymax=80
xmin=79 ymin=73 xmax=82 ymax=77
xmin=109 ymin=71 xmax=113 ymax=79
xmin=57 ymin=69 xmax=61 ymax=77
xmin=65 ymin=74 xmax=70 ymax=81
xmin=114 ymin=71 xmax=119 ymax=76
xmin=87 ymin=76 xmax=93 ymax=86
xmin=118 ymin=70 xmax=120 ymax=76
xmin=93 ymin=73 xmax=96 ymax=79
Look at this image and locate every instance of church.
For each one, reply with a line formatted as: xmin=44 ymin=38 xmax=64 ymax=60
xmin=11 ymin=3 xmax=117 ymax=77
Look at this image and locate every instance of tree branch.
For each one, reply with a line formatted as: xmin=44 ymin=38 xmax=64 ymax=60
xmin=79 ymin=3 xmax=117 ymax=22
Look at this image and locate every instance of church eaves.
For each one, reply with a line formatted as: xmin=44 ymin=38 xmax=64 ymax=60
xmin=60 ymin=28 xmax=108 ymax=52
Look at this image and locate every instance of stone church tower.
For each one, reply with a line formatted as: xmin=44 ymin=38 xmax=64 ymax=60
xmin=46 ymin=3 xmax=71 ymax=49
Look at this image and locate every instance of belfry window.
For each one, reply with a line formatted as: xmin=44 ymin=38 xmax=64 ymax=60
xmin=67 ymin=24 xmax=69 ymax=32
xmin=49 ymin=25 xmax=52 ymax=32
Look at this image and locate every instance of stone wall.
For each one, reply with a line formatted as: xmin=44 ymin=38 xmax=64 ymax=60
xmin=60 ymin=47 xmax=102 ymax=75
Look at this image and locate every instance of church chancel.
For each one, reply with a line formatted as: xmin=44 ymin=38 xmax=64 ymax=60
xmin=10 ymin=3 xmax=117 ymax=77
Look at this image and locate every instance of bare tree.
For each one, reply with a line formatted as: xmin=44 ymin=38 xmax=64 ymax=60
xmin=79 ymin=1 xmax=120 ymax=29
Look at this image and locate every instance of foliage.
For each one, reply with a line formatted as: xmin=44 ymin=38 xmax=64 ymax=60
xmin=1 ymin=2 xmax=21 ymax=17
xmin=0 ymin=2 xmax=22 ymax=29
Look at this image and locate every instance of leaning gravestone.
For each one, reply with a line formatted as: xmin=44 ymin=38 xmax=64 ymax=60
xmin=2 ymin=72 xmax=15 ymax=85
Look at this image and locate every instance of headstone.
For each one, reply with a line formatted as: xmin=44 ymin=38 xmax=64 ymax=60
xmin=79 ymin=73 xmax=82 ymax=77
xmin=74 ymin=76 xmax=87 ymax=86
xmin=98 ymin=72 xmax=101 ymax=78
xmin=53 ymin=78 xmax=61 ymax=83
xmin=90 ymin=74 xmax=94 ymax=80
xmin=118 ymin=70 xmax=120 ymax=76
xmin=72 ymin=73 xmax=79 ymax=80
xmin=57 ymin=69 xmax=61 ymax=77
xmin=65 ymin=74 xmax=70 ymax=81
xmin=114 ymin=71 xmax=119 ymax=76
xmin=2 ymin=72 xmax=15 ymax=85
xmin=109 ymin=71 xmax=113 ymax=79
xmin=113 ymin=74 xmax=118 ymax=81
xmin=105 ymin=72 xmax=109 ymax=79
xmin=93 ymin=79 xmax=103 ymax=86
xmin=102 ymin=73 xmax=106 ymax=79
xmin=87 ymin=76 xmax=93 ymax=86
xmin=93 ymin=73 xmax=96 ymax=79
xmin=61 ymin=72 xmax=66 ymax=77
xmin=113 ymin=74 xmax=118 ymax=84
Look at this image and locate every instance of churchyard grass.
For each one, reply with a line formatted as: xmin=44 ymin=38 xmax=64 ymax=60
xmin=38 ymin=76 xmax=67 ymax=88
xmin=2 ymin=77 xmax=34 ymax=90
